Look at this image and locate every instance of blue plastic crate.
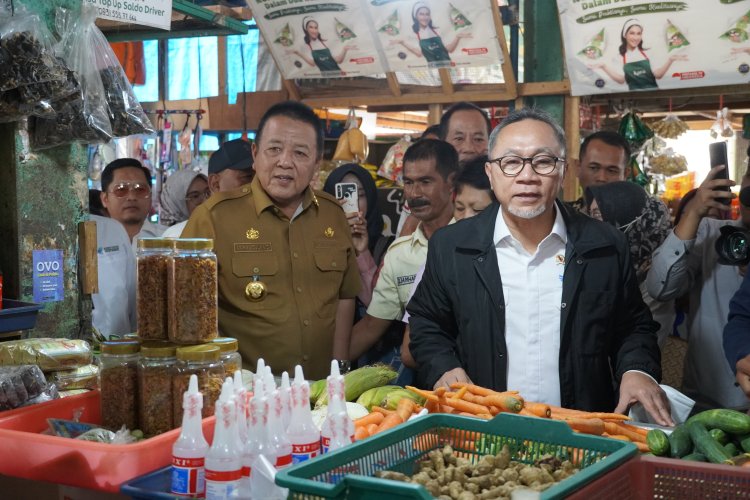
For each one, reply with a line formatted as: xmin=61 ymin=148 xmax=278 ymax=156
xmin=0 ymin=299 xmax=43 ymax=333
xmin=121 ymin=466 xmax=176 ymax=499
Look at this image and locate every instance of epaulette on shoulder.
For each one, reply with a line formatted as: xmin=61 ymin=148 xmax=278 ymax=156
xmin=202 ymin=184 xmax=252 ymax=210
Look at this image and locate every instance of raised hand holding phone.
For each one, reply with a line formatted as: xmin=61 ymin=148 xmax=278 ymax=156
xmin=709 ymin=141 xmax=732 ymax=206
xmin=335 ymin=182 xmax=359 ymax=214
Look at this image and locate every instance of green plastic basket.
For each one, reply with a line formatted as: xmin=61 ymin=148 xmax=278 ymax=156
xmin=275 ymin=413 xmax=637 ymax=499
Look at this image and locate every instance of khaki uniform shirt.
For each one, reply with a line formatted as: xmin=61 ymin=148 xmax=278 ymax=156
xmin=183 ymin=177 xmax=360 ymax=379
xmin=367 ymin=223 xmax=428 ymax=321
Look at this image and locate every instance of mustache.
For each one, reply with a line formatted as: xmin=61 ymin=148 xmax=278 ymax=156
xmin=408 ymin=198 xmax=430 ymax=208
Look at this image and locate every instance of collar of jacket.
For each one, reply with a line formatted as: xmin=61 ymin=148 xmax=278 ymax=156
xmin=455 ymin=200 xmax=615 ymax=258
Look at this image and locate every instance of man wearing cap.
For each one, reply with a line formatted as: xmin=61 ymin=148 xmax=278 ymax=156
xmin=183 ymin=101 xmax=360 ymax=379
xmin=163 ymin=139 xmax=255 ymax=238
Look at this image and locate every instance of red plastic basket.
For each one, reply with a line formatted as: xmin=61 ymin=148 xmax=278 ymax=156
xmin=568 ymin=454 xmax=750 ymax=499
xmin=0 ymin=390 xmax=215 ymax=492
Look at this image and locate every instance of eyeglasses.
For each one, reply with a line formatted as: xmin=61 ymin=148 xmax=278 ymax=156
xmin=618 ymin=213 xmax=645 ymax=233
xmin=487 ymin=154 xmax=565 ymax=176
xmin=109 ymin=182 xmax=151 ymax=198
xmin=185 ymin=189 xmax=211 ymax=202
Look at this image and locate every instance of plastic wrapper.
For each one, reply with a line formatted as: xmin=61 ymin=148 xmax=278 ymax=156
xmin=47 ymin=364 xmax=99 ymax=391
xmin=651 ymin=114 xmax=689 ymax=139
xmin=0 ymin=365 xmax=52 ymax=411
xmin=0 ymin=338 xmax=92 ymax=371
xmin=31 ymin=6 xmax=112 ymax=149
xmin=618 ymin=111 xmax=653 ymax=151
xmin=377 ymin=135 xmax=411 ymax=186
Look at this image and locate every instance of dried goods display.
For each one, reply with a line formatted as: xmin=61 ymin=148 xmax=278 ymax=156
xmin=48 ymin=364 xmax=99 ymax=390
xmin=649 ymin=152 xmax=688 ymax=176
xmin=0 ymin=30 xmax=67 ymax=92
xmin=375 ymin=444 xmax=578 ymax=498
xmin=136 ymin=239 xmax=172 ymax=340
xmin=138 ymin=363 xmax=174 ymax=437
xmin=172 ymin=369 xmax=223 ymax=425
xmin=0 ymin=364 xmax=50 ymax=410
xmin=651 ymin=114 xmax=689 ymax=139
xmin=169 ymin=240 xmax=218 ymax=344
xmin=0 ymin=338 xmax=92 ymax=371
xmin=100 ymin=363 xmax=138 ymax=431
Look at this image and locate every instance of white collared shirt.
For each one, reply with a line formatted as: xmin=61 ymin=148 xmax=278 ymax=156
xmin=494 ymin=206 xmax=567 ymax=406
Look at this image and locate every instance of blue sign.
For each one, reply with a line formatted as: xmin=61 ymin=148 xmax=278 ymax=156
xmin=33 ymin=250 xmax=64 ymax=303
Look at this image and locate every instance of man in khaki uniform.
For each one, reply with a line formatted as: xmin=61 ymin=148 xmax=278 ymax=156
xmin=350 ymin=140 xmax=458 ymax=374
xmin=183 ymin=101 xmax=360 ymax=379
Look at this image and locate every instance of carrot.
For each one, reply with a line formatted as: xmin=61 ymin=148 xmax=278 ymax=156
xmin=603 ymin=422 xmax=647 ymax=443
xmin=633 ymin=441 xmax=650 ymax=453
xmin=549 ymin=406 xmax=630 ymax=421
xmin=488 ymin=405 xmax=501 ymax=416
xmin=604 ymin=434 xmax=632 ymax=441
xmin=458 ymin=411 xmax=476 ymax=417
xmin=475 ymin=413 xmax=493 ymax=420
xmin=439 ymin=404 xmax=456 ymax=414
xmin=406 ymin=386 xmax=439 ymax=403
xmin=438 ymin=397 xmax=490 ymax=415
xmin=435 ymin=387 xmax=447 ymax=397
xmin=366 ymin=423 xmax=379 ymax=435
xmin=523 ymin=402 xmax=551 ymax=418
xmin=424 ymin=399 xmax=440 ymax=413
xmin=565 ymin=417 xmax=605 ymax=435
xmin=519 ymin=408 xmax=539 ymax=417
xmin=396 ymin=398 xmax=415 ymax=421
xmin=354 ymin=426 xmax=370 ymax=441
xmin=449 ymin=383 xmax=520 ymax=398
xmin=371 ymin=406 xmax=395 ymax=416
xmin=374 ymin=412 xmax=403 ymax=434
xmin=617 ymin=422 xmax=649 ymax=437
xmin=452 ymin=387 xmax=468 ymax=400
xmin=413 ymin=404 xmax=425 ymax=413
xmin=482 ymin=394 xmax=523 ymax=413
xmin=354 ymin=412 xmax=385 ymax=428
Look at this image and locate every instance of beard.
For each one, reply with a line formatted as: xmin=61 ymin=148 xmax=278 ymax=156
xmin=506 ymin=203 xmax=547 ymax=219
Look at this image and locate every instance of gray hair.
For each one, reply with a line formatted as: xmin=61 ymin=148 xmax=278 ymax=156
xmin=487 ymin=108 xmax=566 ymax=158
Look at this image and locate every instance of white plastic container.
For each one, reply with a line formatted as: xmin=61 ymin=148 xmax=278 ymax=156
xmin=205 ymin=379 xmax=242 ymax=500
xmin=287 ymin=365 xmax=321 ymax=464
xmin=171 ymin=374 xmax=209 ymax=497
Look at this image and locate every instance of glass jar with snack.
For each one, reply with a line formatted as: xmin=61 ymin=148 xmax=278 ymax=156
xmin=172 ymin=344 xmax=224 ymax=427
xmin=168 ymin=238 xmax=218 ymax=344
xmin=137 ymin=341 xmax=177 ymax=437
xmin=212 ymin=337 xmax=242 ymax=376
xmin=136 ymin=237 xmax=173 ymax=340
xmin=100 ymin=340 xmax=140 ymax=431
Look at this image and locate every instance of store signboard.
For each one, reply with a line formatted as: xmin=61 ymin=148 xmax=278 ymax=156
xmin=84 ymin=0 xmax=173 ymax=30
xmin=248 ymin=0 xmax=503 ymax=79
xmin=32 ymin=250 xmax=64 ymax=303
xmin=557 ymin=0 xmax=750 ymax=96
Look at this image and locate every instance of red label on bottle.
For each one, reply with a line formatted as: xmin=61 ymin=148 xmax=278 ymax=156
xmin=241 ymin=466 xmax=251 ymax=477
xmin=292 ymin=441 xmax=321 ymax=464
xmin=173 ymin=457 xmax=204 ymax=468
xmin=275 ymin=454 xmax=293 ymax=467
xmin=205 ymin=469 xmax=242 ymax=482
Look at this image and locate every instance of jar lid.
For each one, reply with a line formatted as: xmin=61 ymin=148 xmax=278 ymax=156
xmin=123 ymin=333 xmax=140 ymax=340
xmin=213 ymin=337 xmax=238 ymax=353
xmin=101 ymin=340 xmax=140 ymax=355
xmin=141 ymin=341 xmax=177 ymax=358
xmin=137 ymin=237 xmax=173 ymax=250
xmin=174 ymin=238 xmax=213 ymax=251
xmin=176 ymin=344 xmax=220 ymax=362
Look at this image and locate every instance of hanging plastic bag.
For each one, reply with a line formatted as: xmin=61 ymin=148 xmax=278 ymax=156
xmin=618 ymin=110 xmax=653 ymax=151
xmin=378 ymin=135 xmax=412 ymax=186
xmin=332 ymin=108 xmax=369 ymax=162
xmin=0 ymin=4 xmax=78 ymax=122
xmin=31 ymin=7 xmax=112 ymax=149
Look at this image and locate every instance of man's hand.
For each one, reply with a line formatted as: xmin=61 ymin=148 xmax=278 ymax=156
xmin=615 ymin=371 xmax=675 ymax=427
xmin=736 ymin=355 xmax=750 ymax=398
xmin=433 ymin=367 xmax=472 ymax=390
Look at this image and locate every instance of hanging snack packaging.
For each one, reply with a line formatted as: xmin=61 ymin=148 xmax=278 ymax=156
xmin=378 ymin=135 xmax=412 ymax=186
xmin=618 ymin=110 xmax=653 ymax=151
xmin=0 ymin=4 xmax=79 ymax=122
xmin=31 ymin=6 xmax=112 ymax=149
xmin=379 ymin=9 xmax=400 ymax=36
xmin=665 ymin=20 xmax=690 ymax=52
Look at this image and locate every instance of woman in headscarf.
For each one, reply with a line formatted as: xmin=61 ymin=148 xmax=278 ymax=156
xmin=160 ymin=169 xmax=209 ymax=228
xmin=392 ymin=1 xmax=471 ymax=66
xmin=585 ymin=181 xmax=673 ymax=346
xmin=323 ymin=163 xmax=389 ymax=312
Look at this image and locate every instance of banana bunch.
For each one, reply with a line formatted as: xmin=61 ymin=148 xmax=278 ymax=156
xmin=332 ymin=114 xmax=369 ymax=162
xmin=651 ymin=114 xmax=689 ymax=139
xmin=355 ymin=385 xmax=426 ymax=411
xmin=310 ymin=364 xmax=398 ymax=409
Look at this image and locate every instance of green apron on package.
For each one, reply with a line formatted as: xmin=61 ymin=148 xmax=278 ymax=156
xmin=623 ymin=50 xmax=658 ymax=90
xmin=418 ymin=32 xmax=450 ymax=64
xmin=310 ymin=45 xmax=340 ymax=73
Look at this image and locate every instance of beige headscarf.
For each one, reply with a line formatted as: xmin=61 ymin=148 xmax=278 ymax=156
xmin=160 ymin=169 xmax=206 ymax=226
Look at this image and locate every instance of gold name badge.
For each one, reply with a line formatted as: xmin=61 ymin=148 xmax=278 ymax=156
xmin=245 ymin=280 xmax=267 ymax=301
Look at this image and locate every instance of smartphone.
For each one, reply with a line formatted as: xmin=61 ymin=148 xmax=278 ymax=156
xmin=709 ymin=141 xmax=731 ymax=205
xmin=335 ymin=182 xmax=359 ymax=213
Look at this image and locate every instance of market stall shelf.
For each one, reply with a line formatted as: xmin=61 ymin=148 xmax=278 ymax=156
xmin=0 ymin=299 xmax=43 ymax=333
xmin=0 ymin=390 xmax=215 ymax=492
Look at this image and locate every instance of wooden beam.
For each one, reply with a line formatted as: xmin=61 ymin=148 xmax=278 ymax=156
xmin=217 ymin=36 xmax=228 ymax=97
xmin=517 ymin=81 xmax=571 ymax=96
xmin=427 ymin=104 xmax=442 ymax=126
xmin=302 ymin=86 xmax=515 ymax=108
xmin=438 ymin=69 xmax=454 ymax=95
xmin=491 ymin=0 xmax=517 ymax=98
xmin=592 ymin=84 xmax=750 ymax=101
xmin=563 ymin=95 xmax=580 ymax=202
xmin=284 ymin=80 xmax=301 ymax=101
xmin=386 ymin=72 xmax=402 ymax=97
xmin=78 ymin=221 xmax=98 ymax=295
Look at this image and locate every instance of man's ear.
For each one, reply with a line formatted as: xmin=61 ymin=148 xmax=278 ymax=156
xmin=446 ymin=172 xmax=456 ymax=191
xmin=208 ymin=173 xmax=221 ymax=193
xmin=100 ymin=191 xmax=109 ymax=209
xmin=251 ymin=141 xmax=258 ymax=161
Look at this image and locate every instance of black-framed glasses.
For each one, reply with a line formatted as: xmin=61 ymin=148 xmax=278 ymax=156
xmin=487 ymin=154 xmax=565 ymax=176
xmin=109 ymin=182 xmax=151 ymax=198
xmin=185 ymin=189 xmax=211 ymax=203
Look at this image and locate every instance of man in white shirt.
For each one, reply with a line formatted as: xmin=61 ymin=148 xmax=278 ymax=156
xmin=408 ymin=108 xmax=671 ymax=425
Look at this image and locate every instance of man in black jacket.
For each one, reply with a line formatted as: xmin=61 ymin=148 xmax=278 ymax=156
xmin=408 ymin=108 xmax=673 ymax=425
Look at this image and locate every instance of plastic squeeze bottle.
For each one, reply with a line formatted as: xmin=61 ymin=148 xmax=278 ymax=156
xmin=265 ymin=373 xmax=293 ymax=469
xmin=280 ymin=371 xmax=292 ymax=431
xmin=233 ymin=370 xmax=248 ymax=443
xmin=287 ymin=365 xmax=321 ymax=464
xmin=320 ymin=360 xmax=354 ymax=454
xmin=326 ymin=395 xmax=352 ymax=453
xmin=205 ymin=379 xmax=242 ymax=500
xmin=237 ymin=365 xmax=271 ymax=496
xmin=171 ymin=374 xmax=209 ymax=497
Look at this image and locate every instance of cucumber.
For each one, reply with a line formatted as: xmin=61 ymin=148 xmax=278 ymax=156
xmin=689 ymin=409 xmax=750 ymax=435
xmin=709 ymin=428 xmax=730 ymax=445
xmin=687 ymin=421 xmax=733 ymax=465
xmin=738 ymin=433 xmax=750 ymax=453
xmin=682 ymin=452 xmax=707 ymax=462
xmin=668 ymin=424 xmax=693 ymax=458
xmin=724 ymin=442 xmax=739 ymax=457
xmin=646 ymin=429 xmax=670 ymax=456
